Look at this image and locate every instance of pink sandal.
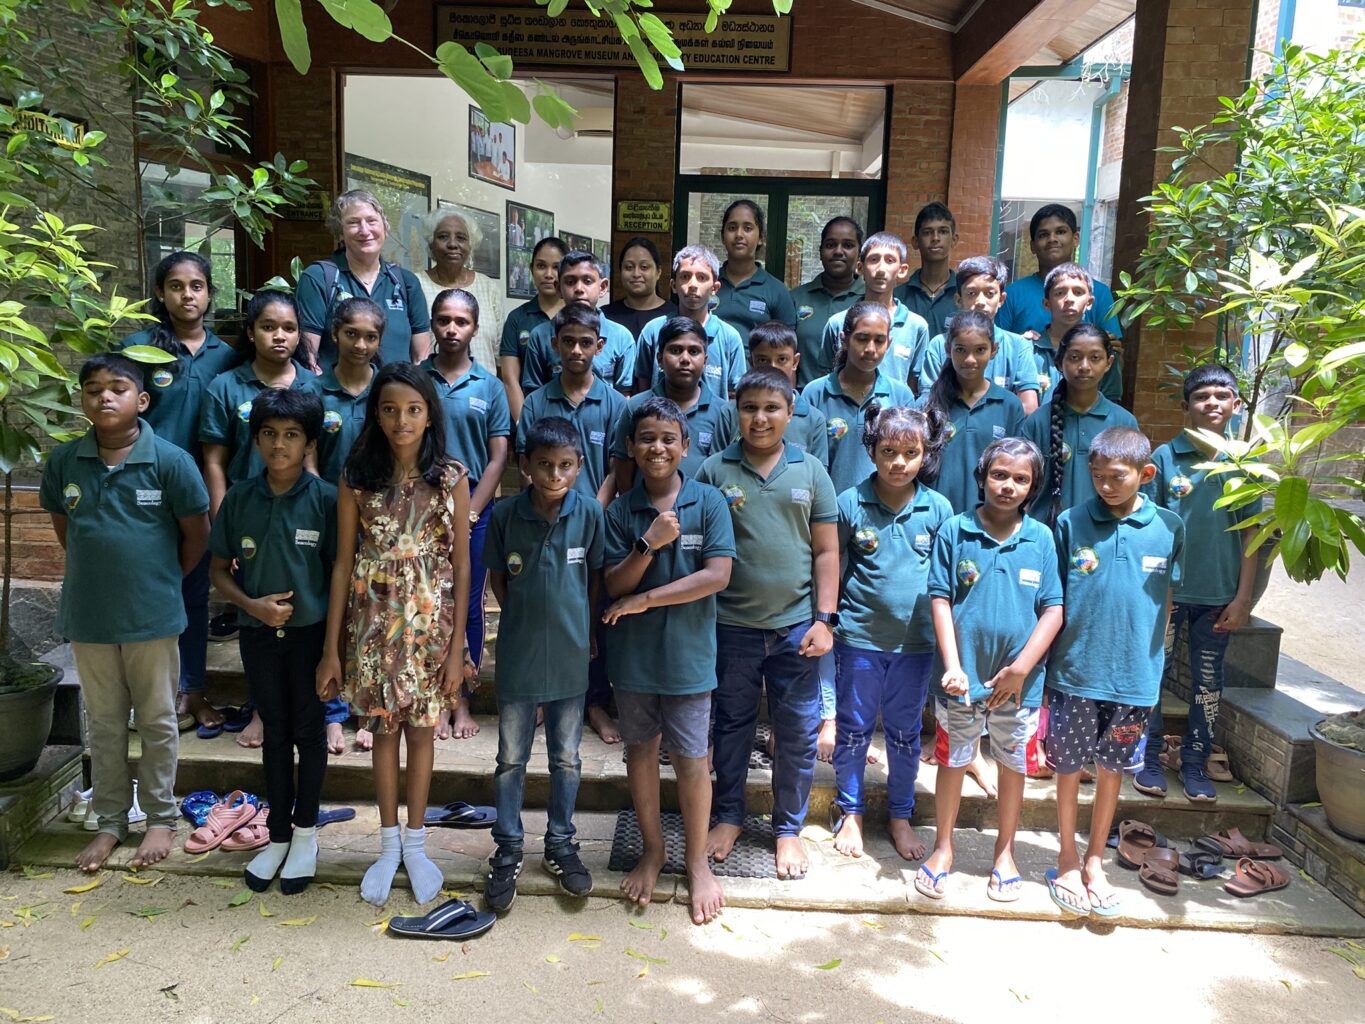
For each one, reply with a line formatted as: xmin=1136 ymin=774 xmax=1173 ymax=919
xmin=220 ymin=807 xmax=270 ymax=852
xmin=184 ymin=791 xmax=259 ymax=854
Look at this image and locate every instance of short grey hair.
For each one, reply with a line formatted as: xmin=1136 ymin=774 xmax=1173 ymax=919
xmin=425 ymin=208 xmax=483 ymax=251
xmin=672 ymin=244 xmax=720 ymax=279
xmin=327 ymin=189 xmax=390 ymax=243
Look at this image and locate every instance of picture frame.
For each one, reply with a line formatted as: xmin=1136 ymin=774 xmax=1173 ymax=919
xmin=592 ymin=237 xmax=612 ymax=280
xmin=468 ymin=108 xmax=516 ymax=190
xmin=561 ymin=231 xmax=593 ymax=254
xmin=506 ymin=201 xmax=555 ymax=299
xmin=343 ymin=153 xmax=432 ymax=275
xmin=435 ymin=199 xmax=502 ymax=279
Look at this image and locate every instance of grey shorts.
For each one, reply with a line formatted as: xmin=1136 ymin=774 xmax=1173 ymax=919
xmin=615 ymin=690 xmax=712 ymax=759
xmin=934 ymin=698 xmax=1043 ymax=775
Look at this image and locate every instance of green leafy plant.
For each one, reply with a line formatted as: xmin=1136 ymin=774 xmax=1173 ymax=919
xmin=1116 ymin=39 xmax=1365 ymax=584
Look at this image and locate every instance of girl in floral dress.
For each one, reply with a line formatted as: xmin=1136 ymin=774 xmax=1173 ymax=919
xmin=316 ymin=362 xmax=473 ymax=907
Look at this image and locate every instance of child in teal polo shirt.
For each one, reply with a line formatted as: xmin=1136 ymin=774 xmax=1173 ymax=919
xmin=831 ymin=405 xmax=952 ymax=864
xmin=695 ymin=368 xmax=840 ymax=880
xmin=921 ymin=438 xmax=1063 ymax=903
xmin=519 ymin=251 xmax=634 ymax=395
xmin=747 ymin=321 xmax=829 ymax=462
xmin=611 ymin=316 xmax=735 ymax=493
xmin=1135 ymin=365 xmax=1259 ymax=803
xmin=1034 ymin=263 xmax=1123 ymax=402
xmin=498 ymin=236 xmax=566 ymax=423
xmin=209 ymin=388 xmax=335 ymax=895
xmin=897 ymin=203 xmax=959 ymax=340
xmin=1045 ymin=427 xmax=1183 ymax=918
xmin=425 ymin=287 xmax=512 ymax=744
xmin=518 ymin=303 xmax=628 ymax=507
xmin=633 ymin=245 xmax=747 ymax=398
xmin=715 ymin=199 xmax=797 ymax=340
xmin=603 ymin=396 xmax=735 ymax=925
xmin=41 ymin=353 xmax=210 ymax=873
xmin=789 ymin=217 xmax=864 ymax=387
xmin=317 ymin=297 xmax=382 ymax=486
xmin=919 ymin=309 xmax=1027 ymax=513
xmin=485 ymin=416 xmax=605 ymax=913
xmin=1021 ymin=324 xmax=1137 ymax=525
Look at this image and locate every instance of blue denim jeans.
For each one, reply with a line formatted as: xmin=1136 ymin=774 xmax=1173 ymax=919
xmin=323 ymin=696 xmax=349 ymax=725
xmin=714 ymin=621 xmax=819 ymax=837
xmin=832 ymin=643 xmax=932 ymax=819
xmin=492 ymin=695 xmax=584 ymax=856
xmin=816 ymin=650 xmax=837 ymax=721
xmin=1145 ymin=603 xmax=1230 ymax=768
xmin=177 ymin=551 xmax=210 ymax=695
xmin=466 ymin=499 xmax=492 ymax=667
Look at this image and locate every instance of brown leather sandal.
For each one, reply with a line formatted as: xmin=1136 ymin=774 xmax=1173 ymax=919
xmin=1116 ymin=820 xmax=1162 ymax=869
xmin=1195 ymin=827 xmax=1282 ymax=860
xmin=1223 ymin=857 xmax=1289 ymax=897
xmin=1138 ymin=847 xmax=1180 ymax=896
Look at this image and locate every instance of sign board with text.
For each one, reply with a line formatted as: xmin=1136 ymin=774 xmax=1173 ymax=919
xmin=615 ymin=201 xmax=671 ymax=233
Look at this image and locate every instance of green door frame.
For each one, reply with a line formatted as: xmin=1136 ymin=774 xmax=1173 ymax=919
xmin=672 ymin=175 xmax=886 ymax=285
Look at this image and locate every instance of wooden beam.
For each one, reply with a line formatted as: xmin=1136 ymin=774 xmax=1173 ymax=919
xmin=954 ymin=0 xmax=1101 ymax=84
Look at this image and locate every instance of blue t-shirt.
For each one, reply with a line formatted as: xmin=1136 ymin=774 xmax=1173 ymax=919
xmin=997 ymin=272 xmax=1122 ymax=340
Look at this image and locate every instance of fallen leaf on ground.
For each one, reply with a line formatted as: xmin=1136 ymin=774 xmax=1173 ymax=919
xmin=185 ymin=852 xmax=211 ymax=863
xmin=78 ymin=915 xmax=98 ymax=931
xmin=370 ymin=917 xmax=389 ymax=935
xmin=431 ymin=953 xmax=451 ymax=963
xmin=593 ymin=997 xmax=604 ymax=1013
xmin=160 ymin=984 xmax=178 ymax=1002
xmin=227 ymin=889 xmax=253 ymax=908
xmin=1299 ymin=870 xmax=1316 ymax=885
xmin=272 ymin=956 xmax=283 ymax=972
xmin=861 ymin=919 xmax=886 ymax=929
xmin=659 ymin=928 xmax=667 ymax=940
xmin=814 ymin=958 xmax=842 ymax=971
xmin=627 ymin=920 xmax=655 ymax=930
xmin=278 ymin=916 xmax=316 ymax=927
xmin=1324 ymin=946 xmax=1362 ymax=965
xmin=625 ymin=948 xmax=666 ymax=965
xmin=567 ymin=932 xmax=601 ymax=942
xmin=209 ymin=879 xmax=236 ymax=888
xmin=392 ymin=997 xmax=410 ymax=1007
xmin=1354 ymin=965 xmax=1365 ymax=981
xmin=122 ymin=874 xmax=161 ymax=886
xmin=544 ymin=954 xmax=562 ymax=964
xmin=0 ymin=948 xmax=7 ymax=962
xmin=439 ymin=890 xmax=469 ymax=899
xmin=20 ymin=866 xmax=53 ymax=880
xmin=1009 ymin=989 xmax=1029 ymax=1003
xmin=131 ymin=906 xmax=169 ymax=920
xmin=636 ymin=966 xmax=648 ymax=979
xmin=1279 ymin=979 xmax=1293 ymax=992
xmin=94 ymin=948 xmax=129 ymax=969
xmin=1302 ymin=801 xmax=1321 ymax=808
xmin=350 ymin=978 xmax=401 ymax=988
xmin=230 ymin=935 xmax=250 ymax=954
xmin=522 ymin=982 xmax=538 ymax=994
xmin=929 ymin=948 xmax=946 ymax=963
xmin=258 ymin=902 xmax=274 ymax=918
xmin=63 ymin=874 xmax=108 ymax=894
xmin=450 ymin=971 xmax=491 ymax=981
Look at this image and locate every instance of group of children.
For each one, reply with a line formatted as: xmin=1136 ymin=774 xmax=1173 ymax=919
xmin=42 ymin=192 xmax=1258 ymax=928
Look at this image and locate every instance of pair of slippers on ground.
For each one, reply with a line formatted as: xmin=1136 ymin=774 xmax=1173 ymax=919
xmin=181 ymin=790 xmax=357 ymax=854
xmin=387 ymin=801 xmax=498 ymax=941
xmin=915 ymin=864 xmax=1022 ymax=904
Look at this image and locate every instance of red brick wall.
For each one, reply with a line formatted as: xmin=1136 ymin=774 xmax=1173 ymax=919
xmin=946 ymin=84 xmax=1001 ymax=257
xmin=1100 ymin=81 xmax=1128 ymax=166
xmin=1 ymin=490 xmax=63 ymax=583
xmin=610 ymin=80 xmax=677 ymax=300
xmin=1250 ymin=0 xmax=1281 ymax=79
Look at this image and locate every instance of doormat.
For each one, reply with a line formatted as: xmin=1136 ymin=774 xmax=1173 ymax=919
xmin=607 ymin=809 xmax=779 ymax=880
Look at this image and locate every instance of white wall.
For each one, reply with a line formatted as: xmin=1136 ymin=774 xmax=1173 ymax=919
xmin=1001 ymin=79 xmax=1106 ymax=200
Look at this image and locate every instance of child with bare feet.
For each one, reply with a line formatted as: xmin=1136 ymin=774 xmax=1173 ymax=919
xmin=921 ymin=438 xmax=1062 ymax=902
xmin=1045 ymin=427 xmax=1182 ymax=917
xmin=695 ymin=368 xmax=840 ymax=880
xmin=603 ymin=397 xmax=735 ymax=924
xmin=42 ymin=354 xmax=210 ymax=871
xmin=830 ymin=404 xmax=950 ymax=862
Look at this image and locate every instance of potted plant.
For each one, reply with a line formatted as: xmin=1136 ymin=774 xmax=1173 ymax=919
xmin=1310 ymin=711 xmax=1365 ymax=841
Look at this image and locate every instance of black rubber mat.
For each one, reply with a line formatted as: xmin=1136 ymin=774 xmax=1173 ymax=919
xmin=607 ymin=809 xmax=779 ymax=880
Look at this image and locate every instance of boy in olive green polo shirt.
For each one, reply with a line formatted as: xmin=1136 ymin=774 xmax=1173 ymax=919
xmin=41 ymin=354 xmax=210 ymax=874
xmin=746 ymin=322 xmax=829 ymax=463
xmin=604 ymin=396 xmax=736 ymax=925
xmin=209 ymin=388 xmax=335 ymax=895
xmin=695 ymin=368 xmax=840 ymax=881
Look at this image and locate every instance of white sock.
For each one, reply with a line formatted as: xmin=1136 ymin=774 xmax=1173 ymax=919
xmin=245 ymin=842 xmax=290 ymax=887
xmin=360 ymin=824 xmax=402 ymax=907
xmin=280 ymin=826 xmax=318 ymax=892
xmin=401 ymin=825 xmax=444 ymax=904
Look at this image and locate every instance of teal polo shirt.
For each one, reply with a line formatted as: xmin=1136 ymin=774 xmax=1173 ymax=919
xmin=423 ymin=359 xmax=511 ymax=485
xmin=917 ymin=325 xmax=1041 ymax=396
xmin=897 ymin=270 xmax=958 ymax=340
xmin=603 ymin=476 xmax=736 ymax=694
xmin=790 ymin=275 xmax=864 ymax=387
xmin=714 ymin=264 xmax=797 ymax=340
xmin=200 ymin=363 xmax=324 ymax=486
xmin=633 ymin=313 xmax=747 ymax=397
xmin=997 ymin=272 xmax=1122 ymax=340
xmin=1050 ymin=497 xmax=1184 ymax=706
xmin=519 ymin=315 xmax=635 ymax=395
xmin=836 ymin=478 xmax=953 ymax=653
xmin=296 ymin=252 xmax=430 ymax=367
xmin=498 ymin=299 xmax=552 ymax=360
xmin=926 ymin=511 xmax=1063 ymax=707
xmin=609 ymin=383 xmax=735 ymax=479
xmin=316 ymin=368 xmax=372 ymax=485
xmin=121 ymin=329 xmax=240 ymax=459
xmin=1021 ymin=394 xmax=1139 ymax=520
xmin=800 ymin=371 xmax=916 ymax=494
xmin=485 ymin=488 xmax=604 ymax=702
xmin=40 ymin=421 xmax=208 ymax=644
xmin=820 ymin=300 xmax=929 ymax=390
xmin=517 ymin=374 xmax=627 ymax=498
xmin=695 ymin=442 xmax=837 ymax=630
xmin=788 ymin=391 xmax=829 ymax=463
xmin=1028 ymin=330 xmax=1123 ymax=404
xmin=1149 ymin=434 xmax=1259 ymax=606
xmin=923 ymin=384 xmax=1026 ymax=514
xmin=209 ymin=472 xmax=336 ymax=629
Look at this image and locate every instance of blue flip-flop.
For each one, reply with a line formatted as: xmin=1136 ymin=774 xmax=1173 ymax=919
xmin=914 ymin=864 xmax=949 ymax=901
xmin=388 ymin=899 xmax=495 ymax=941
xmin=987 ymin=868 xmax=1023 ymax=903
xmin=316 ymin=807 xmax=356 ymax=829
xmin=220 ymin=706 xmax=253 ymax=733
xmin=196 ymin=721 xmax=224 ymax=739
xmin=424 ymin=801 xmax=495 ymax=829
xmin=1086 ymin=883 xmax=1123 ymax=918
xmin=1045 ymin=868 xmax=1091 ymax=917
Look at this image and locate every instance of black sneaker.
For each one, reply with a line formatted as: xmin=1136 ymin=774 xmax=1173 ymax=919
xmin=209 ymin=612 xmax=239 ymax=642
xmin=541 ymin=844 xmax=593 ymax=896
xmin=485 ymin=851 xmax=522 ymax=913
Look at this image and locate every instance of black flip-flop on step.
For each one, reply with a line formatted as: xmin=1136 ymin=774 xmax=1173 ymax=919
xmin=424 ymin=801 xmax=496 ymax=829
xmin=1178 ymin=849 xmax=1223 ymax=879
xmin=388 ymin=899 xmax=495 ymax=940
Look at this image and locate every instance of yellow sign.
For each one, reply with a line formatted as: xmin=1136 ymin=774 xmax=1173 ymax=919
xmin=436 ymin=7 xmax=791 ymax=73
xmin=616 ymin=201 xmax=671 ymax=234
xmin=3 ymin=107 xmax=85 ymax=150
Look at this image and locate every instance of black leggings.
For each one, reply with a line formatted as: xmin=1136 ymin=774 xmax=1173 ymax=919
xmin=239 ymin=622 xmax=327 ymax=843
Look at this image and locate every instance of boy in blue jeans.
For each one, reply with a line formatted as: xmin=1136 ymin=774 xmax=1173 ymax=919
xmin=1135 ymin=365 xmax=1259 ymax=803
xmin=1046 ymin=427 xmax=1183 ymax=917
xmin=485 ymin=416 xmax=605 ymax=912
xmin=696 ymin=367 xmax=840 ymax=879
xmin=42 ymin=354 xmax=210 ymax=872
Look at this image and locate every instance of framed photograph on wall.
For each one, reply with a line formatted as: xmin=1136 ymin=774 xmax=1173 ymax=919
xmin=435 ymin=199 xmax=501 ymax=279
xmin=591 ymin=238 xmax=612 ymax=280
xmin=469 ymin=108 xmax=516 ymax=190
xmin=343 ymin=153 xmax=432 ymax=275
xmin=506 ymin=201 xmax=555 ymax=299
xmin=561 ymin=231 xmax=592 ymax=254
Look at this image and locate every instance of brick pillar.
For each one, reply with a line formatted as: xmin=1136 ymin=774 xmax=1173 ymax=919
xmin=884 ymin=82 xmax=954 ymax=240
xmin=610 ymin=78 xmax=676 ymax=301
xmin=265 ymin=64 xmax=338 ymax=278
xmin=946 ymin=84 xmax=1002 ymax=257
xmin=1111 ymin=0 xmax=1255 ymax=441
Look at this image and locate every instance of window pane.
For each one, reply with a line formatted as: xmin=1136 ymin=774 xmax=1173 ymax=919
xmin=141 ymin=163 xmax=238 ymax=321
xmin=784 ymin=195 xmax=870 ymax=289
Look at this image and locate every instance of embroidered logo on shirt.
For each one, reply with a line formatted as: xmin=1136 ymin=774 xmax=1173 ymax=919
xmin=748 ymin=299 xmax=768 ymax=316
xmin=567 ymin=546 xmax=586 ymax=565
xmin=135 ymin=489 xmax=162 ymax=507
xmin=152 ymin=369 xmax=174 ymax=389
xmin=1142 ymin=555 xmax=1170 ymax=574
xmin=721 ymin=484 xmax=746 ymax=511
xmin=589 ymin=431 xmax=606 ymax=446
xmin=518 ymin=330 xmax=531 ymax=346
xmin=957 ymin=559 xmax=981 ymax=586
xmin=914 ymin=533 xmax=931 ymax=554
xmin=796 ymin=305 xmax=814 ymax=321
xmin=1070 ymin=546 xmax=1099 ymax=574
xmin=943 ymin=421 xmax=957 ymax=441
xmin=62 ymin=483 xmax=81 ymax=511
xmin=468 ymin=396 xmax=488 ymax=413
xmin=828 ymin=417 xmax=848 ymax=440
xmin=241 ymin=536 xmax=258 ymax=559
xmin=1019 ymin=568 xmax=1042 ymax=588
xmin=322 ymin=410 xmax=343 ymax=434
xmin=1039 ymin=374 xmax=1053 ymax=392
xmin=698 ymin=430 xmax=713 ymax=449
xmin=1060 ymin=440 xmax=1073 ymax=464
xmin=387 ymin=295 xmax=404 ymax=310
xmin=992 ymin=424 xmax=1006 ymax=439
xmin=894 ymin=343 xmax=912 ymax=362
xmin=790 ymin=488 xmax=811 ymax=504
xmin=1168 ymin=475 xmax=1194 ymax=499
xmin=994 ymin=375 xmax=1009 ymax=387
xmin=236 ymin=400 xmax=254 ymax=423
xmin=680 ymin=533 xmax=703 ymax=550
xmin=853 ymin=527 xmax=878 ymax=554
xmin=295 ymin=529 xmax=320 ymax=547
xmin=506 ymin=552 xmax=524 ymax=576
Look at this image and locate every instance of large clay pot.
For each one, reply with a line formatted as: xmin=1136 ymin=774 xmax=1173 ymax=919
xmin=0 ymin=663 xmax=62 ymax=782
xmin=1311 ymin=717 xmax=1365 ymax=841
